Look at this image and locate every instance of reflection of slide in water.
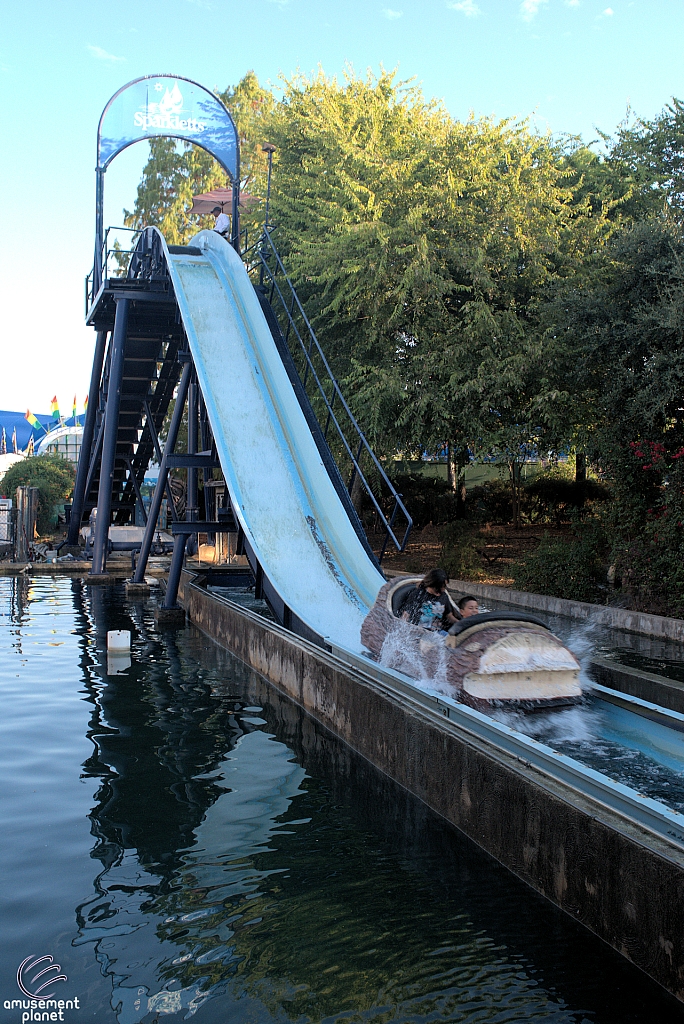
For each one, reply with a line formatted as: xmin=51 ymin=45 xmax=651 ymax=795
xmin=164 ymin=230 xmax=385 ymax=652
xmin=77 ymin=727 xmax=308 ymax=1024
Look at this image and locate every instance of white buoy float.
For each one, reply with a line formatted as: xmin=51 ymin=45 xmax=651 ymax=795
xmin=107 ymin=630 xmax=131 ymax=652
xmin=107 ymin=630 xmax=132 ymax=675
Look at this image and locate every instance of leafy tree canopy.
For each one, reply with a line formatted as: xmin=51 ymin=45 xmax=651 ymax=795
xmin=0 ymin=454 xmax=75 ymax=535
xmin=123 ymin=67 xmax=684 ymax=556
xmin=608 ymin=98 xmax=684 ymax=220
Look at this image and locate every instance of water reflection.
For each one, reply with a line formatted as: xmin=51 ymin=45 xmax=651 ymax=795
xmin=1 ymin=578 xmax=682 ymax=1023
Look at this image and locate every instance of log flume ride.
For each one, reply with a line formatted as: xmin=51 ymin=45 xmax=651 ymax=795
xmin=361 ymin=577 xmax=582 ymax=711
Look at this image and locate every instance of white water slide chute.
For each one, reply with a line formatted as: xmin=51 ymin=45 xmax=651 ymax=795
xmin=166 ymin=229 xmax=397 ymax=650
xmin=73 ymin=72 xmax=410 ymax=653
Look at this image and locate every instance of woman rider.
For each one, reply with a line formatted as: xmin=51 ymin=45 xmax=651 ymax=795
xmin=398 ymin=568 xmax=460 ymax=632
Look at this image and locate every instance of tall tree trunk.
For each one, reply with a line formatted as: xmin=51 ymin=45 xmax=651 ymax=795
xmin=446 ymin=443 xmax=458 ymax=492
xmin=509 ymin=460 xmax=520 ymax=529
xmin=575 ymin=451 xmax=586 ymax=484
xmin=448 ymin=443 xmax=468 ymax=517
xmin=456 ymin=467 xmax=467 ymax=518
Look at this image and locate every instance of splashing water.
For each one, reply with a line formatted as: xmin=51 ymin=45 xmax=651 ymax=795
xmin=492 ymin=703 xmax=601 ymax=745
xmin=485 ymin=614 xmax=684 ymax=810
xmin=379 ymin=619 xmax=452 ymax=696
xmin=376 ymin=602 xmax=684 ymax=810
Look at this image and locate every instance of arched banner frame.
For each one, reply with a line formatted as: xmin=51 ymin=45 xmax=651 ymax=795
xmin=94 ymin=74 xmax=241 ymax=293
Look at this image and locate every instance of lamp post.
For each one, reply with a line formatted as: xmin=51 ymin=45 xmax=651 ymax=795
xmin=260 ymin=143 xmax=277 ymax=287
xmin=262 ymin=143 xmax=276 ymax=231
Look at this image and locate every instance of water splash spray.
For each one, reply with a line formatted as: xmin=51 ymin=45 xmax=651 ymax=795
xmin=378 ymin=620 xmax=452 ymax=696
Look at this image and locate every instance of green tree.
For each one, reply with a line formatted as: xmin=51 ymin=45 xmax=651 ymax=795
xmin=608 ymin=98 xmax=684 ymax=221
xmin=264 ymin=70 xmax=612 ymax=520
xmin=0 ymin=454 xmax=75 ymax=535
xmin=542 ymin=219 xmax=684 ymax=613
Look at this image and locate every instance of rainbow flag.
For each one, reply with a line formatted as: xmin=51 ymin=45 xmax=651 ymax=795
xmin=51 ymin=396 xmax=60 ymax=421
xmin=84 ymin=396 xmax=89 ymax=414
xmin=72 ymin=395 xmax=77 ymax=421
xmin=25 ymin=410 xmax=47 ymax=434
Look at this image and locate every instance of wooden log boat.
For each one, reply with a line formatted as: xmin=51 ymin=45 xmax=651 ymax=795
xmin=360 ymin=577 xmax=582 ymax=711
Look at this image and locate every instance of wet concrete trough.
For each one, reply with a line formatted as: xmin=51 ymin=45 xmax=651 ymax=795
xmin=590 ymin=656 xmax=684 ymax=716
xmin=178 ymin=568 xmax=684 ymax=1002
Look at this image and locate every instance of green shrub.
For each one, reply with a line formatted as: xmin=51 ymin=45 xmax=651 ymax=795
xmin=464 ymin=478 xmax=515 ymax=524
xmin=440 ymin=521 xmax=483 ymax=578
xmin=599 ymin=437 xmax=684 ymax=617
xmin=386 ymin=471 xmax=460 ymax=529
xmin=611 ymin=518 xmax=684 ymax=618
xmin=513 ymin=523 xmax=607 ymax=603
xmin=0 ymin=454 xmax=75 ymax=535
xmin=524 ymin=470 xmax=611 ymax=525
xmin=462 ymin=469 xmax=610 ymax=527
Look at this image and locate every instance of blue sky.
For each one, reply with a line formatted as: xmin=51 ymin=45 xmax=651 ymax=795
xmin=1 ymin=0 xmax=683 ymax=411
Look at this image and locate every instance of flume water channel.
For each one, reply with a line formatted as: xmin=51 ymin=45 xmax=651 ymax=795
xmin=1 ymin=576 xmax=683 ymax=1023
xmin=469 ymin=601 xmax=684 ymax=811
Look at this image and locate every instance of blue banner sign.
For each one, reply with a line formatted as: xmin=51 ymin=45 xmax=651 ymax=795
xmin=98 ymin=75 xmax=238 ymax=180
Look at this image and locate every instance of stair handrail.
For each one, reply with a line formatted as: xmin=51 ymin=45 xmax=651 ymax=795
xmin=245 ymin=228 xmax=412 ymax=559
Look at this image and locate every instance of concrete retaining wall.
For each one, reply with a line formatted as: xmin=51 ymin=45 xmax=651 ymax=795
xmin=180 ymin=571 xmax=684 ymax=1001
xmin=590 ymin=657 xmax=684 ymax=716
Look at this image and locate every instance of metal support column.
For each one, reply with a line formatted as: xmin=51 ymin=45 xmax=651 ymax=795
xmin=163 ymin=371 xmax=198 ymax=609
xmin=132 ymin=361 xmax=192 ymax=583
xmin=90 ymin=299 xmax=129 ymax=575
xmin=124 ymin=457 xmax=147 ymax=525
xmin=93 ymin=167 xmax=105 ymax=297
xmin=67 ymin=329 xmax=107 ymax=545
xmin=162 ymin=533 xmax=188 ymax=610
xmin=186 ymin=372 xmax=199 ymax=527
xmin=143 ymin=399 xmax=179 ymax=520
xmin=83 ymin=420 xmax=105 ymax=507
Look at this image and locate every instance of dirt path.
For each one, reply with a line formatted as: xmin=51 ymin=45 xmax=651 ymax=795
xmin=379 ymin=522 xmax=569 ymax=587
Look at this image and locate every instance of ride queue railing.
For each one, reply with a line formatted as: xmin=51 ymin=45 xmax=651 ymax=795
xmin=245 ymin=228 xmax=412 ymax=561
xmin=85 ymin=226 xmax=142 ymax=314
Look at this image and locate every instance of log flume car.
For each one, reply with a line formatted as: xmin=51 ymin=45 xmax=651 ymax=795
xmin=361 ymin=578 xmax=582 ymax=711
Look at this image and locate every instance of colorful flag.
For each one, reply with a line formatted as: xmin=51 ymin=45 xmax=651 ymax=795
xmin=0 ymin=428 xmax=5 ymax=455
xmin=12 ymin=427 xmax=17 ymax=453
xmin=26 ymin=435 xmax=34 ymax=456
xmin=72 ymin=395 xmax=77 ymax=421
xmin=84 ymin=395 xmax=89 ymax=413
xmin=25 ymin=410 xmax=46 ymax=433
xmin=51 ymin=396 xmax=60 ymax=421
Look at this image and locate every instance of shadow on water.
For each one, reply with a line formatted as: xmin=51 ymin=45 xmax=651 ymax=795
xmin=2 ymin=577 xmax=683 ymax=1023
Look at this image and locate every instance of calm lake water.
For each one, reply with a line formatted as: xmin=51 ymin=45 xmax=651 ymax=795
xmin=1 ymin=575 xmax=683 ymax=1023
